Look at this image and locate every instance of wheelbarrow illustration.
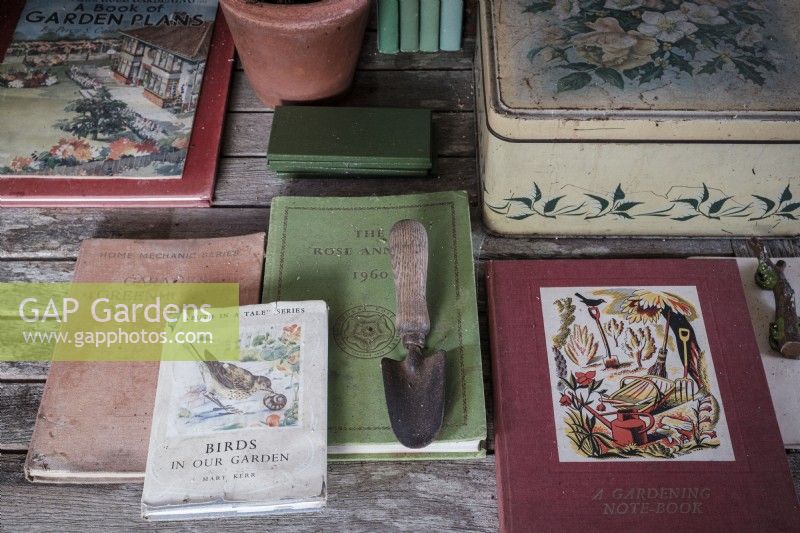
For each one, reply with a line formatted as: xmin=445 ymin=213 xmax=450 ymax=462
xmin=602 ymin=375 xmax=674 ymax=413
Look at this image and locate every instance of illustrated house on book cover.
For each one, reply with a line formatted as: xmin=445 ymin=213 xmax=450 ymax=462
xmin=0 ymin=1 xmax=218 ymax=179
xmin=0 ymin=0 xmax=233 ymax=206
xmin=113 ymin=21 xmax=212 ymax=112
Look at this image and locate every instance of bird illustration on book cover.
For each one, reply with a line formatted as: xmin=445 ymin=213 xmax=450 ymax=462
xmin=165 ymin=322 xmax=302 ymax=438
xmin=541 ymin=286 xmax=734 ymax=462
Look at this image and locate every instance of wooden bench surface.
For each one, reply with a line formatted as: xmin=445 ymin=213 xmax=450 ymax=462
xmin=1 ymin=5 xmax=798 ymax=531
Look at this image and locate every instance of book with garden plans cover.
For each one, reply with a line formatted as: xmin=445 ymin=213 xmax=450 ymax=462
xmin=486 ymin=259 xmax=799 ymax=532
xmin=263 ymin=192 xmax=486 ymax=460
xmin=25 ymin=234 xmax=266 ymax=484
xmin=141 ymin=301 xmax=328 ymax=521
xmin=0 ymin=0 xmax=234 ymax=206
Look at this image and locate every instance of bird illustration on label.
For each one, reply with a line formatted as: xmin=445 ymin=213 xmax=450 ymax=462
xmin=198 ymin=356 xmax=288 ymax=414
xmin=542 ymin=286 xmax=733 ymax=462
xmin=166 ymin=323 xmax=302 ymax=437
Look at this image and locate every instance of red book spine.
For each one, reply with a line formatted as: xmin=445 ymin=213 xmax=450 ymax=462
xmin=485 ymin=261 xmax=510 ymax=532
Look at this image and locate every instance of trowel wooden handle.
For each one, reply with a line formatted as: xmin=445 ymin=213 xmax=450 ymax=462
xmin=389 ymin=219 xmax=430 ymax=349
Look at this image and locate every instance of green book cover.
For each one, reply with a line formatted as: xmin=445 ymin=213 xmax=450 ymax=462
xmin=273 ymin=168 xmax=431 ymax=178
xmin=378 ymin=0 xmax=400 ymax=54
xmin=419 ymin=0 xmax=441 ymax=52
xmin=264 ymin=192 xmax=486 ymax=460
xmin=399 ymin=0 xmax=420 ymax=52
xmin=439 ymin=0 xmax=463 ymax=52
xmin=267 ymin=106 xmax=432 ymax=167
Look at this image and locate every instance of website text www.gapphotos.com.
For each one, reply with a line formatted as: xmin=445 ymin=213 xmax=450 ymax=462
xmin=21 ymin=327 xmax=214 ymax=350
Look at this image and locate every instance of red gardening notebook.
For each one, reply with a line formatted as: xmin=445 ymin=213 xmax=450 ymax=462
xmin=486 ymin=259 xmax=799 ymax=532
xmin=0 ymin=0 xmax=233 ymax=207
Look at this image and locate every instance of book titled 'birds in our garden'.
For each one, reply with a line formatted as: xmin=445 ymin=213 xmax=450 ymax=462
xmin=0 ymin=0 xmax=234 ymax=206
xmin=142 ymin=302 xmax=328 ymax=520
xmin=486 ymin=259 xmax=800 ymax=532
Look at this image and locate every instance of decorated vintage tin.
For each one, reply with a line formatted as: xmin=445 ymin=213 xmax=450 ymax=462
xmin=476 ymin=0 xmax=800 ymax=236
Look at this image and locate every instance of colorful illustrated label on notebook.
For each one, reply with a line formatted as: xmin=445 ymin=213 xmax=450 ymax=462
xmin=540 ymin=286 xmax=733 ymax=462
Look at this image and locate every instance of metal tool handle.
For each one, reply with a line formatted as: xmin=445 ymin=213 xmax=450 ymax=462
xmin=678 ymin=328 xmax=691 ymax=378
xmin=389 ymin=219 xmax=430 ymax=350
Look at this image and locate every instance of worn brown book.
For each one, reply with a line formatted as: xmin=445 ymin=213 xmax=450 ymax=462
xmin=25 ymin=234 xmax=265 ymax=484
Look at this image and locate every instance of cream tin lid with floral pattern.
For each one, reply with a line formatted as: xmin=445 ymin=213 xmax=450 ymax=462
xmin=480 ymin=0 xmax=800 ymax=140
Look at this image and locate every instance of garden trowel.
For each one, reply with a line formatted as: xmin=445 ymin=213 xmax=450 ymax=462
xmin=381 ymin=219 xmax=446 ymax=449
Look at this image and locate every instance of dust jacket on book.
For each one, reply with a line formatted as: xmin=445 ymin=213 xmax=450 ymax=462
xmin=486 ymin=259 xmax=799 ymax=532
xmin=141 ymin=302 xmax=328 ymax=520
xmin=263 ymin=192 xmax=486 ymax=460
xmin=0 ymin=0 xmax=234 ymax=206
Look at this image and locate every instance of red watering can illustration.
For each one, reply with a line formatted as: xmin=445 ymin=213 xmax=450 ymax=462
xmin=583 ymin=403 xmax=655 ymax=447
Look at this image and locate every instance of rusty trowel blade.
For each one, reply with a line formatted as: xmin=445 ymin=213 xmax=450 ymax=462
xmin=381 ymin=349 xmax=446 ymax=449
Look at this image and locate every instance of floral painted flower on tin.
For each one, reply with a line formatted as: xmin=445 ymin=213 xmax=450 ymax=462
xmin=736 ymin=26 xmax=762 ymax=46
xmin=523 ymin=0 xmax=779 ymax=92
xmin=637 ymin=11 xmax=698 ymax=43
xmin=680 ymin=2 xmax=728 ymax=25
xmin=572 ymin=18 xmax=658 ymax=70
xmin=555 ymin=0 xmax=580 ymax=19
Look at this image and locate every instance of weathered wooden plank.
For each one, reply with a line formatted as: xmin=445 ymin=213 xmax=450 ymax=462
xmin=10 ymin=202 xmax=796 ymax=263
xmin=212 ymin=157 xmax=480 ymax=207
xmin=228 ymin=70 xmax=475 ymax=112
xmin=1 ymin=206 xmax=756 ymax=262
xmin=358 ymin=34 xmax=475 ymax=71
xmin=0 ymin=383 xmax=41 ymax=451
xmin=0 ymin=261 xmax=74 ymax=282
xmin=0 ymin=362 xmax=49 ymax=382
xmin=731 ymin=238 xmax=800 ymax=258
xmin=0 ymin=451 xmax=797 ymax=532
xmin=0 ymin=454 xmax=498 ymax=532
xmin=474 ymin=229 xmax=737 ymax=259
xmin=221 ymin=112 xmax=476 ymax=158
xmin=1 ymin=206 xmax=745 ymax=262
xmin=0 ymin=208 xmax=268 ymax=260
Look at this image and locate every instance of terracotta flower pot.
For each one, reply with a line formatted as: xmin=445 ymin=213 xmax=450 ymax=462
xmin=220 ymin=0 xmax=369 ymax=107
